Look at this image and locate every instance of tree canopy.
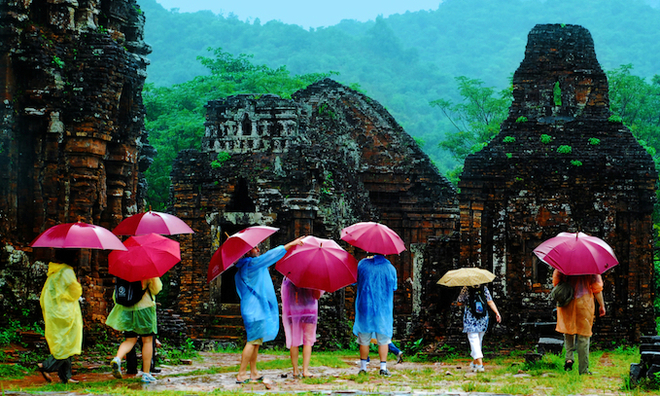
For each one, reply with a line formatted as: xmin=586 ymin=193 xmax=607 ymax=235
xmin=143 ymin=48 xmax=334 ymax=209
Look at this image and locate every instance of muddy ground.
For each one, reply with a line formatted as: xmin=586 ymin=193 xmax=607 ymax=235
xmin=1 ymin=351 xmax=630 ymax=395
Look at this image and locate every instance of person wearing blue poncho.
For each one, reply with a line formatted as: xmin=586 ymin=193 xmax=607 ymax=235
xmin=353 ymin=254 xmax=397 ymax=377
xmin=234 ymin=235 xmax=305 ymax=384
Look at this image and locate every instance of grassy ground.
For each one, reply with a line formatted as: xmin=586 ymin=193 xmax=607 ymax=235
xmin=0 ymin=344 xmax=654 ymax=395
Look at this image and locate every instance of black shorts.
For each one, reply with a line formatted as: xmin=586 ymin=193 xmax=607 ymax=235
xmin=124 ymin=331 xmax=156 ymax=338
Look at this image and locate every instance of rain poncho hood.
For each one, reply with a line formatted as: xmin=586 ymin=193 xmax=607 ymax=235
xmin=353 ymin=255 xmax=397 ymax=338
xmin=281 ymin=277 xmax=323 ymax=348
xmin=106 ymin=277 xmax=162 ymax=334
xmin=234 ymin=245 xmax=286 ymax=342
xmin=40 ymin=262 xmax=83 ymax=359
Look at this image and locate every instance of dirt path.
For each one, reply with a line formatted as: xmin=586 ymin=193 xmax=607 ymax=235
xmin=1 ymin=351 xmax=631 ymax=395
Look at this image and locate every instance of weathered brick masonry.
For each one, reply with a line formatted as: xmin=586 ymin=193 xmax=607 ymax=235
xmin=169 ymin=80 xmax=459 ymax=345
xmin=449 ymin=24 xmax=657 ymax=346
xmin=0 ymin=0 xmax=151 ymax=338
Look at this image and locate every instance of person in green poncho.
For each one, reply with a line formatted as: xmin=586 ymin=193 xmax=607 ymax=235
xmin=37 ymin=249 xmax=83 ymax=384
xmin=106 ymin=277 xmax=162 ymax=383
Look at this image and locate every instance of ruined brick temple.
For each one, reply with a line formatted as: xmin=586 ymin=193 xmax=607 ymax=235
xmin=169 ymin=80 xmax=460 ymax=344
xmin=451 ymin=24 xmax=658 ymax=344
xmin=0 ymin=0 xmax=152 ymax=335
xmin=0 ymin=17 xmax=656 ymax=349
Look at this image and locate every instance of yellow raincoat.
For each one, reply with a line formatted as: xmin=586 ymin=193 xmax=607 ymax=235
xmin=40 ymin=262 xmax=83 ymax=360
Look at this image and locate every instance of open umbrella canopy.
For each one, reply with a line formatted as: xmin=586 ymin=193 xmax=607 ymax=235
xmin=340 ymin=222 xmax=406 ymax=255
xmin=276 ymin=235 xmax=358 ymax=293
xmin=109 ymin=233 xmax=181 ymax=282
xmin=437 ymin=268 xmax=496 ymax=287
xmin=30 ymin=222 xmax=127 ymax=250
xmin=112 ymin=210 xmax=194 ymax=236
xmin=533 ymin=231 xmax=619 ymax=275
xmin=207 ymin=225 xmax=279 ymax=283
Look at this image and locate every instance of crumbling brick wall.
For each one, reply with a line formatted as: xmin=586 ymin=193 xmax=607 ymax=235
xmin=170 ymin=80 xmax=459 ymax=345
xmin=0 ymin=0 xmax=151 ymax=338
xmin=452 ymin=24 xmax=657 ymax=346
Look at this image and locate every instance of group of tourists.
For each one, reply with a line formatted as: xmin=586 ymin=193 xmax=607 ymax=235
xmin=35 ymin=231 xmax=607 ymax=385
xmin=232 ymin=235 xmax=400 ymax=382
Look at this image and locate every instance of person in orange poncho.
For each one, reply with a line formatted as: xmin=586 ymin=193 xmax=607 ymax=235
xmin=553 ymin=270 xmax=606 ymax=375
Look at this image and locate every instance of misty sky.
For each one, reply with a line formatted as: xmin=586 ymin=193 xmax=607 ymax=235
xmin=155 ymin=0 xmax=443 ymax=29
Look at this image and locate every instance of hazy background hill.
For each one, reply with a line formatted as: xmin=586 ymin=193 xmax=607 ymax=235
xmin=140 ymin=0 xmax=660 ymax=170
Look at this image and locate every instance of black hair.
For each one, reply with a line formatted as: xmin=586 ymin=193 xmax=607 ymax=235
xmin=53 ymin=249 xmax=78 ymax=265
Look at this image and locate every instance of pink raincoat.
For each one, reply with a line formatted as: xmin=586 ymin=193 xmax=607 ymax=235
xmin=281 ymin=277 xmax=323 ymax=348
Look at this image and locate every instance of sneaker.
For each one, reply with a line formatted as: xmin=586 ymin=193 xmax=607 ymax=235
xmin=474 ymin=364 xmax=485 ymax=373
xmin=358 ymin=369 xmax=368 ymax=375
xmin=110 ymin=357 xmax=122 ymax=379
xmin=469 ymin=362 xmax=476 ymax=371
xmin=396 ymin=352 xmax=404 ymax=364
xmin=142 ymin=372 xmax=157 ymax=383
xmin=379 ymin=369 xmax=392 ymax=377
xmin=564 ymin=360 xmax=574 ymax=371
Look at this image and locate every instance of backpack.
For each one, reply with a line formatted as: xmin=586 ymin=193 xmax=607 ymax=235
xmin=468 ymin=287 xmax=488 ymax=318
xmin=115 ymin=277 xmax=146 ymax=307
xmin=550 ymin=281 xmax=574 ymax=307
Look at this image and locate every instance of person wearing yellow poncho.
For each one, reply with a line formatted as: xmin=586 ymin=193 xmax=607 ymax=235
xmin=37 ymin=250 xmax=83 ymax=384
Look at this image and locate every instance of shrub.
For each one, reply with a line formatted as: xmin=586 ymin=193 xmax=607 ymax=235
xmin=557 ymin=145 xmax=572 ymax=154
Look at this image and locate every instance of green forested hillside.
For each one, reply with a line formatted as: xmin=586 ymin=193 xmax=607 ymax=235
xmin=140 ymin=0 xmax=660 ymax=171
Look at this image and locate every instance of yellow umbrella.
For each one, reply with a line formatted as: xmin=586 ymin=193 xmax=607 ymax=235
xmin=437 ymin=268 xmax=495 ymax=287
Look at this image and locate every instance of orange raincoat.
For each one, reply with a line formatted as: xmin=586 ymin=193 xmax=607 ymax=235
xmin=553 ymin=270 xmax=603 ymax=337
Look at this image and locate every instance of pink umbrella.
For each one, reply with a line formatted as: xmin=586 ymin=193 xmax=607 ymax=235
xmin=207 ymin=226 xmax=279 ymax=283
xmin=340 ymin=222 xmax=406 ymax=255
xmin=30 ymin=222 xmax=127 ymax=250
xmin=108 ymin=233 xmax=181 ymax=282
xmin=113 ymin=210 xmax=194 ymax=236
xmin=276 ymin=236 xmax=358 ymax=293
xmin=533 ymin=231 xmax=619 ymax=275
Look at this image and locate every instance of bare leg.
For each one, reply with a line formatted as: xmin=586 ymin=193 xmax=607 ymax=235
xmin=378 ymin=344 xmax=388 ymax=362
xmin=302 ymin=344 xmax=313 ymax=377
xmin=290 ymin=346 xmax=299 ymax=376
xmin=249 ymin=344 xmax=260 ymax=379
xmin=116 ymin=337 xmax=139 ymax=361
xmin=141 ymin=336 xmax=153 ymax=374
xmin=237 ymin=343 xmax=257 ymax=382
xmin=359 ymin=344 xmax=370 ymax=360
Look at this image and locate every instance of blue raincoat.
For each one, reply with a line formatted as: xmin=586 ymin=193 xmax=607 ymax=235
xmin=352 ymin=255 xmax=397 ymax=338
xmin=234 ymin=246 xmax=287 ymax=342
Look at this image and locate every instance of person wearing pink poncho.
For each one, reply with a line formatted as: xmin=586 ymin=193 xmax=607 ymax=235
xmin=281 ymin=277 xmax=324 ymax=378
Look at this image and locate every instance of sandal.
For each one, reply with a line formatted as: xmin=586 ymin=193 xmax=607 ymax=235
xmin=564 ymin=360 xmax=574 ymax=371
xmin=37 ymin=363 xmax=52 ymax=383
xmin=236 ymin=377 xmax=251 ymax=384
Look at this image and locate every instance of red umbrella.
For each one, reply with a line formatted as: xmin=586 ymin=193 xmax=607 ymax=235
xmin=113 ymin=210 xmax=194 ymax=236
xmin=30 ymin=222 xmax=127 ymax=250
xmin=207 ymin=225 xmax=279 ymax=283
xmin=533 ymin=231 xmax=619 ymax=275
xmin=275 ymin=235 xmax=358 ymax=293
xmin=340 ymin=222 xmax=406 ymax=255
xmin=108 ymin=233 xmax=181 ymax=282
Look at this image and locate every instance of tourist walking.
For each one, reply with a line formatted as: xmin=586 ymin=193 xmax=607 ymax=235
xmin=37 ymin=249 xmax=83 ymax=384
xmin=353 ymin=254 xmax=398 ymax=376
xmin=234 ymin=235 xmax=305 ymax=384
xmin=106 ymin=277 xmax=162 ymax=383
xmin=281 ymin=277 xmax=323 ymax=378
xmin=457 ymin=284 xmax=501 ymax=372
xmin=553 ymin=269 xmax=605 ymax=374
